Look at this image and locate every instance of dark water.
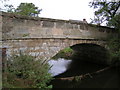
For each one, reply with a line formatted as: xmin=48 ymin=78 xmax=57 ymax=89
xmin=49 ymin=59 xmax=119 ymax=88
xmin=49 ymin=44 xmax=120 ymax=88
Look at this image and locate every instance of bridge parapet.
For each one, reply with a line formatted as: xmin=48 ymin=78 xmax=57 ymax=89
xmin=1 ymin=12 xmax=116 ymax=40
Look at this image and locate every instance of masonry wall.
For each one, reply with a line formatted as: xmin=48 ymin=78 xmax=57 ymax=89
xmin=0 ymin=12 xmax=115 ymax=61
xmin=1 ymin=12 xmax=115 ymax=40
xmin=3 ymin=39 xmax=107 ymax=60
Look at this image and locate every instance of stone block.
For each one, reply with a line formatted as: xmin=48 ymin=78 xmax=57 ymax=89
xmin=56 ymin=21 xmax=65 ymax=29
xmin=42 ymin=21 xmax=54 ymax=28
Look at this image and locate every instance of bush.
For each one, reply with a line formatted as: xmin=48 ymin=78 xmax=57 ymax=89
xmin=3 ymin=52 xmax=53 ymax=88
xmin=107 ymin=34 xmax=120 ymax=66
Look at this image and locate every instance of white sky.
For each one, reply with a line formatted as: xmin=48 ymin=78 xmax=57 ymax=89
xmin=1 ymin=0 xmax=95 ymax=23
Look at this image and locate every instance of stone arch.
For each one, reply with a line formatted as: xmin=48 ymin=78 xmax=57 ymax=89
xmin=51 ymin=39 xmax=111 ymax=65
xmin=4 ymin=39 xmax=109 ymax=63
xmin=51 ymin=39 xmax=107 ymax=58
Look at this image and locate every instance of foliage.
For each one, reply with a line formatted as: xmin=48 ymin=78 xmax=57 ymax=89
xmin=3 ymin=52 xmax=53 ymax=88
xmin=0 ymin=1 xmax=42 ymax=17
xmin=108 ymin=13 xmax=120 ymax=29
xmin=107 ymin=35 xmax=120 ymax=63
xmin=15 ymin=3 xmax=42 ymax=17
xmin=89 ymin=0 xmax=120 ymax=65
xmin=89 ymin=0 xmax=120 ymax=25
xmin=63 ymin=47 xmax=73 ymax=53
xmin=22 ymin=33 xmax=30 ymax=37
xmin=52 ymin=47 xmax=73 ymax=60
xmin=0 ymin=0 xmax=15 ymax=12
xmin=4 ymin=4 xmax=15 ymax=12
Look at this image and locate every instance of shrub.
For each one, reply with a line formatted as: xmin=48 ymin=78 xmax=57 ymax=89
xmin=3 ymin=52 xmax=53 ymax=88
xmin=107 ymin=35 xmax=120 ymax=65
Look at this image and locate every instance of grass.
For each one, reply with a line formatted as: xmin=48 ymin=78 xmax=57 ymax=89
xmin=52 ymin=47 xmax=73 ymax=60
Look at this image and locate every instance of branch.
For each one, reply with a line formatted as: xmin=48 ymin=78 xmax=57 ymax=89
xmin=112 ymin=1 xmax=120 ymax=18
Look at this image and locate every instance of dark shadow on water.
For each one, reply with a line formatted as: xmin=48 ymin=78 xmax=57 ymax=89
xmin=54 ymin=59 xmax=107 ymax=78
xmin=51 ymin=69 xmax=119 ymax=88
xmin=49 ymin=44 xmax=120 ymax=88
xmin=50 ymin=59 xmax=119 ymax=88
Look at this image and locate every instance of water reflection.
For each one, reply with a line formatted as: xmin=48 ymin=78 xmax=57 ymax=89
xmin=48 ymin=58 xmax=72 ymax=76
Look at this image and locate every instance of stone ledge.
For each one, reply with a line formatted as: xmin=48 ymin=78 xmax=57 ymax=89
xmin=1 ymin=11 xmax=116 ymax=33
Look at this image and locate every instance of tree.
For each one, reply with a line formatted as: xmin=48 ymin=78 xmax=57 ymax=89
xmin=89 ymin=0 xmax=120 ymax=26
xmin=0 ymin=1 xmax=42 ymax=17
xmin=0 ymin=0 xmax=11 ymax=11
xmin=89 ymin=0 xmax=120 ymax=65
xmin=4 ymin=4 xmax=15 ymax=12
xmin=15 ymin=3 xmax=42 ymax=17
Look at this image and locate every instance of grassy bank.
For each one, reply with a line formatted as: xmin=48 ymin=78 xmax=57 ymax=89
xmin=52 ymin=47 xmax=74 ymax=60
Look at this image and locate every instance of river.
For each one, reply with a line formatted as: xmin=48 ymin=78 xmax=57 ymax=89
xmin=48 ymin=58 xmax=119 ymax=88
xmin=48 ymin=58 xmax=72 ymax=76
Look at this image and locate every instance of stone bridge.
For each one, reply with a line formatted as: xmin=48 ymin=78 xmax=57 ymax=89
xmin=1 ymin=12 xmax=116 ymax=60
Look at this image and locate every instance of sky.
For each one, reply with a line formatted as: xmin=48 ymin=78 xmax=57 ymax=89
xmin=1 ymin=0 xmax=95 ymax=23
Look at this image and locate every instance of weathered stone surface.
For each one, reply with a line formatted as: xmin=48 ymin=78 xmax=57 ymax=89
xmin=42 ymin=21 xmax=54 ymax=28
xmin=3 ymin=39 xmax=106 ymax=61
xmin=1 ymin=12 xmax=116 ymax=61
xmin=1 ymin=12 xmax=116 ymax=40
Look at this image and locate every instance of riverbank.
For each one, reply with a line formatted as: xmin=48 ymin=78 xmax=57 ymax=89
xmin=51 ymin=47 xmax=74 ymax=60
